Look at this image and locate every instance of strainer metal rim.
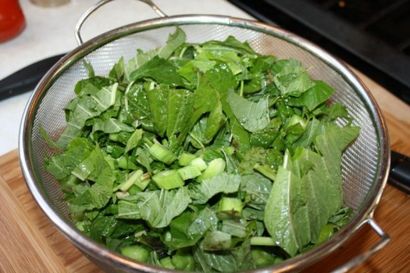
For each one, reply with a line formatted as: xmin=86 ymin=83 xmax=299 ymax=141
xmin=19 ymin=14 xmax=390 ymax=273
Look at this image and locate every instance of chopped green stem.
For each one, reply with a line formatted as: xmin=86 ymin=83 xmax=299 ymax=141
xmin=239 ymin=80 xmax=244 ymax=97
xmin=199 ymin=158 xmax=225 ymax=181
xmin=152 ymin=170 xmax=184 ymax=189
xmin=190 ymin=157 xmax=207 ymax=171
xmin=254 ymin=164 xmax=276 ymax=181
xmin=120 ymin=245 xmax=150 ymax=262
xmin=178 ymin=165 xmax=202 ymax=180
xmin=148 ymin=142 xmax=176 ymax=165
xmin=250 ymin=236 xmax=276 ymax=246
xmin=178 ymin=152 xmax=196 ymax=166
xmin=189 ymin=132 xmax=205 ymax=150
xmin=117 ymin=169 xmax=143 ymax=192
xmin=218 ymin=197 xmax=243 ymax=213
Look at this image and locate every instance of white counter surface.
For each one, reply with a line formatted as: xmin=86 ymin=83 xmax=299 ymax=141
xmin=0 ymin=0 xmax=251 ymax=155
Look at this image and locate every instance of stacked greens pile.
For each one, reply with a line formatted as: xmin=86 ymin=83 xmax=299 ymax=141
xmin=45 ymin=28 xmax=360 ymax=272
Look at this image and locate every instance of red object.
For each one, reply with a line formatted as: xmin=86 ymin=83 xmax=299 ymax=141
xmin=0 ymin=0 xmax=25 ymax=42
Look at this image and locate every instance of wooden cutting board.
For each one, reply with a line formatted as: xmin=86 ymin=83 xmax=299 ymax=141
xmin=0 ymin=71 xmax=409 ymax=273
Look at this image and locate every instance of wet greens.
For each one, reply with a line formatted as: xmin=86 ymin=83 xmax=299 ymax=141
xmin=45 ymin=28 xmax=359 ymax=272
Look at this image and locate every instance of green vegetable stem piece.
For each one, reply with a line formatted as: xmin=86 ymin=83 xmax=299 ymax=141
xmin=171 ymin=251 xmax=195 ymax=270
xmin=254 ymin=164 xmax=276 ymax=181
xmin=152 ymin=170 xmax=184 ymax=189
xmin=120 ymin=245 xmax=150 ymax=262
xmin=190 ymin=157 xmax=207 ymax=171
xmin=218 ymin=197 xmax=243 ymax=214
xmin=118 ymin=169 xmax=143 ymax=192
xmin=160 ymin=257 xmax=175 ymax=269
xmin=148 ymin=142 xmax=176 ymax=165
xmin=250 ymin=236 xmax=276 ymax=246
xmin=178 ymin=165 xmax=202 ymax=180
xmin=199 ymin=158 xmax=226 ymax=181
xmin=178 ymin=152 xmax=196 ymax=166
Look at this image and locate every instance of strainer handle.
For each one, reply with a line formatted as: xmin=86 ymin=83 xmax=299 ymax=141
xmin=331 ymin=218 xmax=390 ymax=273
xmin=75 ymin=0 xmax=167 ymax=45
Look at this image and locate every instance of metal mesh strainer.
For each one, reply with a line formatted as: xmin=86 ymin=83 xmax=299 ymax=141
xmin=19 ymin=1 xmax=390 ymax=272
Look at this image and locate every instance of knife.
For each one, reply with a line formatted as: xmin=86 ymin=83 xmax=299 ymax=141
xmin=390 ymin=150 xmax=410 ymax=194
xmin=0 ymin=53 xmax=65 ymax=101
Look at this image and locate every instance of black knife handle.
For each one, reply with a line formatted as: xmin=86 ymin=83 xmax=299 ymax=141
xmin=0 ymin=53 xmax=65 ymax=101
xmin=389 ymin=150 xmax=410 ymax=194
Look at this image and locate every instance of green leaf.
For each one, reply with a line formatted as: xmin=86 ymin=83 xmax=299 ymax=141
xmin=194 ymin=247 xmax=239 ymax=273
xmin=92 ymin=118 xmax=134 ymax=135
xmin=201 ymin=231 xmax=232 ymax=251
xmin=166 ymin=89 xmax=194 ymax=138
xmin=147 ymin=86 xmax=169 ymax=136
xmin=221 ymin=219 xmax=247 ymax=238
xmin=137 ymin=188 xmax=191 ymax=228
xmin=227 ymin=91 xmax=270 ymax=132
xmin=187 ymin=207 xmax=218 ymax=237
xmin=295 ymin=81 xmax=334 ymax=111
xmin=240 ymin=173 xmax=272 ymax=210
xmin=125 ymin=129 xmax=143 ymax=153
xmin=74 ymin=76 xmax=112 ymax=96
xmin=189 ymin=173 xmax=241 ymax=204
xmin=109 ymin=57 xmax=125 ymax=81
xmin=124 ymin=83 xmax=154 ymax=131
xmin=129 ymin=56 xmax=184 ymax=86
xmin=58 ymin=83 xmax=118 ymax=147
xmin=164 ymin=212 xmax=201 ymax=249
xmin=264 ymin=165 xmax=305 ymax=256
xmin=157 ymin=27 xmax=186 ymax=59
xmin=45 ymin=138 xmax=94 ymax=180
xmin=69 ymin=147 xmax=114 ymax=212
xmin=271 ymin=59 xmax=314 ymax=96
xmin=117 ymin=199 xmax=140 ymax=219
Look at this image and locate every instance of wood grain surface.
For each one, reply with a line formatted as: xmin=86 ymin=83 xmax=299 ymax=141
xmin=0 ymin=71 xmax=408 ymax=273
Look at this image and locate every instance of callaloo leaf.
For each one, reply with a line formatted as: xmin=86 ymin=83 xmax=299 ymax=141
xmin=166 ymin=89 xmax=194 ymax=138
xmin=92 ymin=118 xmax=134 ymax=135
xmin=201 ymin=230 xmax=232 ymax=251
xmin=157 ymin=27 xmax=186 ymax=59
xmin=58 ymin=83 xmax=118 ymax=147
xmin=117 ymin=199 xmax=140 ymax=219
xmin=189 ymin=173 xmax=241 ymax=204
xmin=125 ymin=129 xmax=143 ymax=153
xmin=109 ymin=57 xmax=125 ymax=81
xmin=147 ymin=86 xmax=169 ymax=136
xmin=137 ymin=188 xmax=191 ymax=228
xmin=69 ymin=147 xmax=114 ymax=213
xmin=74 ymin=76 xmax=112 ymax=96
xmin=241 ymin=173 xmax=272 ymax=210
xmin=227 ymin=91 xmax=270 ymax=133
xmin=274 ymin=71 xmax=313 ymax=96
xmin=125 ymin=27 xmax=186 ymax=80
xmin=187 ymin=207 xmax=218 ymax=237
xmin=194 ymin=247 xmax=239 ymax=273
xmin=164 ymin=211 xmax=202 ymax=249
xmin=45 ymin=138 xmax=94 ymax=180
xmin=271 ymin=59 xmax=313 ymax=96
xmin=124 ymin=83 xmax=154 ymax=131
xmin=125 ymin=49 xmax=158 ymax=80
xmin=293 ymin=80 xmax=334 ymax=111
xmin=264 ymin=165 xmax=304 ymax=256
xmin=129 ymin=56 xmax=184 ymax=86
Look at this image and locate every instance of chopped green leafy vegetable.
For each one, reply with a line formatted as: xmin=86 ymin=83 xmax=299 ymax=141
xmin=44 ymin=28 xmax=360 ymax=272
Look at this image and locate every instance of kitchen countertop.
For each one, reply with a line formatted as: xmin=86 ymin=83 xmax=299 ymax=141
xmin=0 ymin=0 xmax=251 ymax=155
